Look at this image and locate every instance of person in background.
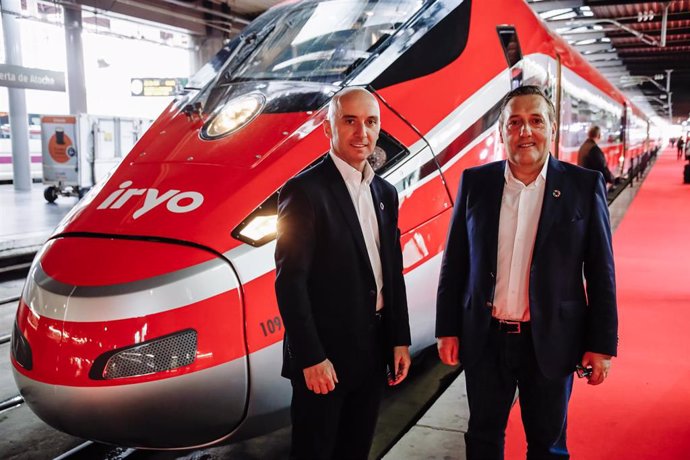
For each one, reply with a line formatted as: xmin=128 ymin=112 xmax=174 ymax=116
xmin=578 ymin=125 xmax=614 ymax=185
xmin=677 ymin=137 xmax=685 ymax=160
xmin=436 ymin=85 xmax=618 ymax=459
xmin=274 ymin=87 xmax=411 ymax=460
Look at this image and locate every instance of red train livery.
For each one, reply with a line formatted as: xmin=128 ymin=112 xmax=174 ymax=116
xmin=11 ymin=0 xmax=657 ymax=448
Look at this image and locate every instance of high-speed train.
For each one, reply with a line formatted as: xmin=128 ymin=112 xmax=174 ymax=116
xmin=11 ymin=0 xmax=658 ymax=449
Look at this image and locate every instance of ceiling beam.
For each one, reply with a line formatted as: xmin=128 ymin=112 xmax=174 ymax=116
xmin=575 ymin=42 xmax=616 ymax=53
xmin=595 ymin=65 xmax=628 ymax=73
xmin=529 ymin=0 xmax=584 ymax=13
xmin=562 ymin=31 xmax=608 ymax=41
xmin=591 ymin=59 xmax=624 ymax=67
xmin=74 ymin=0 xmax=251 ymax=35
xmin=581 ymin=50 xmax=619 ymax=61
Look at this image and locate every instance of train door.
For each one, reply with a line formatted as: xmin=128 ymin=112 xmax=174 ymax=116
xmin=371 ymin=96 xmax=453 ymax=352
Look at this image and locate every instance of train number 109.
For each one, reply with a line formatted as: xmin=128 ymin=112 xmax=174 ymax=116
xmin=259 ymin=316 xmax=282 ymax=336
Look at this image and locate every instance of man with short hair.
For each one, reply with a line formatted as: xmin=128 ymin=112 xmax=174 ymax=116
xmin=436 ymin=85 xmax=618 ymax=459
xmin=578 ymin=125 xmax=614 ymax=184
xmin=275 ymin=87 xmax=411 ymax=460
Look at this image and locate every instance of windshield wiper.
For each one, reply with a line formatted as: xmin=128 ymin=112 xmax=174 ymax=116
xmin=183 ymin=25 xmax=276 ymax=119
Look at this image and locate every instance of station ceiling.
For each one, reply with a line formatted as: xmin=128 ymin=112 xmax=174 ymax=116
xmin=528 ymin=0 xmax=690 ymax=124
xmin=73 ymin=0 xmax=689 ymax=124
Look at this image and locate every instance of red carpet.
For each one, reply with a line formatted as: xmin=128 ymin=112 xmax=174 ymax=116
xmin=505 ymin=147 xmax=690 ymax=459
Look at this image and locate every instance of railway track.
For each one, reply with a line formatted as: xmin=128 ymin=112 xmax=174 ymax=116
xmin=53 ymin=442 xmax=137 ymax=460
xmin=0 ymin=252 xmax=34 ymax=280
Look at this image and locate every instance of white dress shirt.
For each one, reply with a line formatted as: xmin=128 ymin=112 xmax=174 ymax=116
xmin=329 ymin=152 xmax=384 ymax=311
xmin=493 ymin=159 xmax=549 ymax=321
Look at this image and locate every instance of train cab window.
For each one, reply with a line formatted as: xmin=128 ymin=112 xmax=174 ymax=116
xmin=221 ymin=0 xmax=426 ymax=84
xmin=497 ymin=26 xmax=523 ymax=88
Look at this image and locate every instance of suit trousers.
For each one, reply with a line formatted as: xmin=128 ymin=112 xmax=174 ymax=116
xmin=464 ymin=323 xmax=574 ymax=460
xmin=289 ymin=323 xmax=386 ymax=460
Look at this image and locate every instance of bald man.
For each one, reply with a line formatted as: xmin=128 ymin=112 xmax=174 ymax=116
xmin=275 ymin=87 xmax=411 ymax=460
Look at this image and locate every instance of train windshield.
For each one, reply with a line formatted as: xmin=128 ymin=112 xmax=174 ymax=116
xmin=223 ymin=0 xmax=426 ymax=84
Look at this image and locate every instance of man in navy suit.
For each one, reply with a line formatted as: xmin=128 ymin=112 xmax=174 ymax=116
xmin=435 ymin=85 xmax=618 ymax=459
xmin=275 ymin=87 xmax=411 ymax=460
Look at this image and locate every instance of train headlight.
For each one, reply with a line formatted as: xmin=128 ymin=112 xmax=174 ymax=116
xmin=202 ymin=93 xmax=265 ymax=139
xmin=232 ymin=192 xmax=279 ymax=247
xmin=239 ymin=215 xmax=277 ymax=243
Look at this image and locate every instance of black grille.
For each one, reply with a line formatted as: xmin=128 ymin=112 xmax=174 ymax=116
xmin=90 ymin=329 xmax=197 ymax=380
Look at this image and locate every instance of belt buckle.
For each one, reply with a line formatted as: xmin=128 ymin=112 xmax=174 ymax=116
xmin=501 ymin=320 xmax=521 ymax=334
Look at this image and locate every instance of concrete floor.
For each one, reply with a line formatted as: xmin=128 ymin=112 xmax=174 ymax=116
xmin=0 ymin=183 xmax=78 ymax=259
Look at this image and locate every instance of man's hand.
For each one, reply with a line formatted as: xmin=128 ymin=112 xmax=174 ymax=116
xmin=580 ymin=351 xmax=612 ymax=385
xmin=437 ymin=336 xmax=460 ymax=366
xmin=303 ymin=359 xmax=338 ymax=394
xmin=388 ymin=346 xmax=411 ymax=386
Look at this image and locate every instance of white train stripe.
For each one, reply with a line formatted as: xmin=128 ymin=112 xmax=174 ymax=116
xmin=24 ymin=258 xmax=240 ymax=322
xmin=424 ymin=70 xmax=509 ymax=156
xmin=225 ymin=240 xmax=277 ymax=286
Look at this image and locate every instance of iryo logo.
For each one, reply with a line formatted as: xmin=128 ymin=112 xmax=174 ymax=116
xmin=97 ymin=180 xmax=204 ymax=219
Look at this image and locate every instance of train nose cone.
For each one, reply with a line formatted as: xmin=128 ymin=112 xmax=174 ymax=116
xmin=11 ymin=237 xmax=249 ymax=448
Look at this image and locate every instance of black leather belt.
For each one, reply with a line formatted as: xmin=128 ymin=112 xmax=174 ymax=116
xmin=491 ymin=318 xmax=529 ymax=334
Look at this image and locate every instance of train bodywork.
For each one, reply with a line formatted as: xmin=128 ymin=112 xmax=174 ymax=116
xmin=11 ymin=0 xmax=655 ymax=449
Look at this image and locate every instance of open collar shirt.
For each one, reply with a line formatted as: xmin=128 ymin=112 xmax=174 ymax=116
xmin=329 ymin=152 xmax=384 ymax=311
xmin=493 ymin=157 xmax=549 ymax=322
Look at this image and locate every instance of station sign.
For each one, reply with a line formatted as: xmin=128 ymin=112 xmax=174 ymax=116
xmin=130 ymin=78 xmax=187 ymax=97
xmin=0 ymin=64 xmax=66 ymax=92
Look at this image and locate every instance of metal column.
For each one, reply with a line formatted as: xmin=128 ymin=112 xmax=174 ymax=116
xmin=1 ymin=0 xmax=31 ymax=191
xmin=191 ymin=35 xmax=226 ymax=74
xmin=63 ymin=3 xmax=87 ymax=115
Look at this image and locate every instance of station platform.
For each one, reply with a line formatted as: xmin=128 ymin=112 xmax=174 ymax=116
xmin=385 ymin=146 xmax=690 ymax=459
xmin=0 ymin=183 xmax=77 ymax=261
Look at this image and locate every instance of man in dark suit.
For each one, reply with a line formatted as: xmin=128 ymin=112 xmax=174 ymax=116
xmin=275 ymin=87 xmax=411 ymax=460
xmin=436 ymin=86 xmax=618 ymax=459
xmin=578 ymin=125 xmax=614 ymax=185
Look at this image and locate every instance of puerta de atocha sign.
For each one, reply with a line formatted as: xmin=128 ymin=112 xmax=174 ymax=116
xmin=0 ymin=64 xmax=66 ymax=92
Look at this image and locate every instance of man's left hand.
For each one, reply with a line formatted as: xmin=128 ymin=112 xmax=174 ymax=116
xmin=388 ymin=346 xmax=410 ymax=386
xmin=581 ymin=351 xmax=613 ymax=385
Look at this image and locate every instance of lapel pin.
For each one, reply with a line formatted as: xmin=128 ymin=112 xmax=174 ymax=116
xmin=552 ymin=189 xmax=561 ymax=198
xmin=380 ymin=202 xmax=385 ymax=210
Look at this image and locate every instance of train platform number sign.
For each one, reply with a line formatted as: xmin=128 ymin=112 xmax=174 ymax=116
xmin=130 ymin=78 xmax=187 ymax=97
xmin=0 ymin=64 xmax=66 ymax=92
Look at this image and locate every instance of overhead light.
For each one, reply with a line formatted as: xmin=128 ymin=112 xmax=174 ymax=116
xmin=637 ymin=10 xmax=654 ymax=22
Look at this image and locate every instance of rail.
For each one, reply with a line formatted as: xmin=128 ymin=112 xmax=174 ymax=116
xmin=608 ymin=147 xmax=658 ymax=205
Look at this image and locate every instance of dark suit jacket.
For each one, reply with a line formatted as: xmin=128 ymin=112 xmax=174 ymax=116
xmin=578 ymin=139 xmax=614 ymax=184
xmin=436 ymin=156 xmax=618 ymax=379
xmin=275 ymin=155 xmax=411 ymax=385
